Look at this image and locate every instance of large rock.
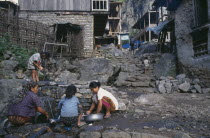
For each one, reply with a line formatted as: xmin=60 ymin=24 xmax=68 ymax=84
xmin=131 ymin=132 xmax=168 ymax=138
xmin=154 ymin=54 xmax=176 ymax=78
xmin=79 ymin=132 xmax=101 ymax=138
xmin=114 ymin=72 xmax=131 ymax=86
xmin=40 ymin=132 xmax=73 ymax=138
xmin=121 ymin=63 xmax=138 ymax=73
xmin=0 ymin=60 xmax=19 ymax=70
xmin=0 ymin=79 xmax=27 ymax=120
xmin=54 ymin=70 xmax=79 ymax=83
xmin=165 ymin=81 xmax=172 ymax=93
xmin=77 ymin=58 xmax=114 ymax=84
xmin=176 ymin=74 xmax=186 ymax=80
xmin=194 ymin=84 xmax=202 ymax=93
xmin=179 ymin=82 xmax=190 ymax=92
xmin=102 ymin=130 xmax=131 ymax=138
xmin=0 ymin=60 xmax=19 ymax=79
xmin=158 ymin=80 xmax=166 ymax=93
xmin=202 ymin=88 xmax=210 ymax=93
xmin=131 ymin=81 xmax=150 ymax=87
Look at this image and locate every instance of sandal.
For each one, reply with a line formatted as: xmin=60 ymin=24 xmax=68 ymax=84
xmin=104 ymin=115 xmax=111 ymax=119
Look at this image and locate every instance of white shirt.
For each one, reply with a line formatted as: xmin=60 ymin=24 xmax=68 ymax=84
xmin=28 ymin=53 xmax=41 ymax=69
xmin=28 ymin=53 xmax=41 ymax=65
xmin=92 ymin=88 xmax=119 ymax=110
xmin=144 ymin=59 xmax=149 ymax=67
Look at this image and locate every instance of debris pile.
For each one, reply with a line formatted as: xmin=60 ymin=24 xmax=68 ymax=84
xmin=156 ymin=74 xmax=210 ymax=94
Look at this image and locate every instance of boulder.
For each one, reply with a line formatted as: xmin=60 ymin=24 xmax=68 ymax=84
xmin=40 ymin=132 xmax=73 ymax=138
xmin=80 ymin=132 xmax=101 ymax=138
xmin=121 ymin=63 xmax=137 ymax=73
xmin=176 ymin=74 xmax=186 ymax=79
xmin=131 ymin=81 xmax=150 ymax=87
xmin=171 ymin=85 xmax=179 ymax=93
xmin=102 ymin=130 xmax=131 ymax=138
xmin=202 ymin=88 xmax=210 ymax=93
xmin=131 ymin=132 xmax=168 ymax=138
xmin=194 ymin=84 xmax=202 ymax=93
xmin=0 ymin=79 xmax=27 ymax=120
xmin=56 ymin=59 xmax=70 ymax=70
xmin=192 ymin=79 xmax=200 ymax=84
xmin=114 ymin=72 xmax=131 ymax=86
xmin=165 ymin=82 xmax=172 ymax=93
xmin=158 ymin=80 xmax=166 ymax=93
xmin=0 ymin=60 xmax=19 ymax=70
xmin=179 ymin=82 xmax=190 ymax=92
xmin=54 ymin=70 xmax=79 ymax=83
xmin=77 ymin=58 xmax=113 ymax=85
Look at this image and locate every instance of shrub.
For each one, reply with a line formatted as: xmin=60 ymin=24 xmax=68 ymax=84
xmin=0 ymin=35 xmax=37 ymax=70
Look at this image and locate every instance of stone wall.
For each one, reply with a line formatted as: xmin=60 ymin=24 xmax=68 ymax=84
xmin=19 ymin=12 xmax=94 ymax=55
xmin=175 ymin=0 xmax=210 ymax=86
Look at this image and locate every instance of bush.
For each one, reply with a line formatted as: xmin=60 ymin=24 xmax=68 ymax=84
xmin=0 ymin=35 xmax=36 ymax=70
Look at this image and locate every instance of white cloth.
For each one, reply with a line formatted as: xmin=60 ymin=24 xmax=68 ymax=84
xmin=28 ymin=53 xmax=41 ymax=70
xmin=92 ymin=88 xmax=119 ymax=110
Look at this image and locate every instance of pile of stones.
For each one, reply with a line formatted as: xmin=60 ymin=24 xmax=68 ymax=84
xmin=156 ymin=74 xmax=210 ymax=94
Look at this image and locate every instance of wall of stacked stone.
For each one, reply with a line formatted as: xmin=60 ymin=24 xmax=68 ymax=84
xmin=39 ymin=81 xmax=93 ymax=112
xmin=180 ymin=64 xmax=210 ymax=87
xmin=19 ymin=12 xmax=94 ymax=55
xmin=175 ymin=0 xmax=210 ymax=85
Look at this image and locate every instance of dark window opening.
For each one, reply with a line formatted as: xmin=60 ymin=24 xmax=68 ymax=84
xmin=192 ymin=27 xmax=209 ymax=57
xmin=104 ymin=1 xmax=107 ymax=9
xmin=194 ymin=0 xmax=208 ymax=28
xmin=55 ymin=24 xmax=68 ymax=43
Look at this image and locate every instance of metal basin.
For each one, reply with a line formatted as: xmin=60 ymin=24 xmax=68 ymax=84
xmin=84 ymin=113 xmax=104 ymax=122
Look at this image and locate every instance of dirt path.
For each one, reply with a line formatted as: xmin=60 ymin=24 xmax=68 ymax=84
xmin=93 ymin=89 xmax=210 ymax=138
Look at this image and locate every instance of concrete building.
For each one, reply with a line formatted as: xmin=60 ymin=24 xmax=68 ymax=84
xmin=18 ymin=0 xmax=110 ymax=57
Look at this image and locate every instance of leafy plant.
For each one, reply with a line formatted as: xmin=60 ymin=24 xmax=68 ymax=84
xmin=0 ymin=34 xmax=37 ymax=70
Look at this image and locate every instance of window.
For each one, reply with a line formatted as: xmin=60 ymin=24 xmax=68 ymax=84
xmin=193 ymin=0 xmax=208 ymax=28
xmin=192 ymin=27 xmax=209 ymax=57
xmin=92 ymin=0 xmax=108 ymax=11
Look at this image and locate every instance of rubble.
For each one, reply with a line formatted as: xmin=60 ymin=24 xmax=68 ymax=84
xmin=179 ymin=82 xmax=191 ymax=92
xmin=155 ymin=74 xmax=210 ymax=94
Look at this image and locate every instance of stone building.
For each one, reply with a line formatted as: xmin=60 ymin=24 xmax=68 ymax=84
xmin=18 ymin=0 xmax=110 ymax=58
xmin=174 ymin=0 xmax=210 ymax=86
xmin=152 ymin=0 xmax=210 ymax=86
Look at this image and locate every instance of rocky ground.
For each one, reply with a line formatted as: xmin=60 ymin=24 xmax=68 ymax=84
xmin=0 ymin=44 xmax=210 ymax=138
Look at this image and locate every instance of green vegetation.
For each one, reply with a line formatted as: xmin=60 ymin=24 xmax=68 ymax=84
xmin=0 ymin=35 xmax=36 ymax=70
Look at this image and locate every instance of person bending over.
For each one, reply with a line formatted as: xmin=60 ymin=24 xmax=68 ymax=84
xmin=28 ymin=52 xmax=50 ymax=82
xmin=7 ymin=81 xmax=49 ymax=126
xmin=86 ymin=81 xmax=119 ymax=118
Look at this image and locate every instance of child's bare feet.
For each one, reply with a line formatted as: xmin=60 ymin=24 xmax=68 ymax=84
xmin=78 ymin=122 xmax=86 ymax=127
